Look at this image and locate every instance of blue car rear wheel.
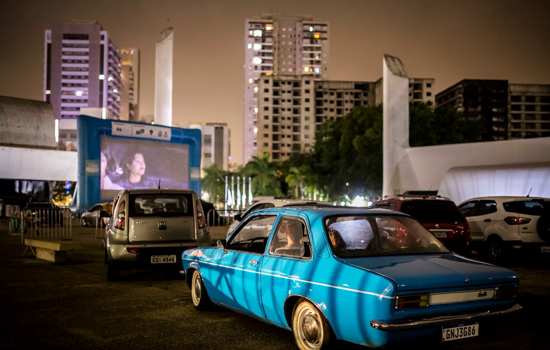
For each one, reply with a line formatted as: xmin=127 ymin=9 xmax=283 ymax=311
xmin=292 ymin=300 xmax=331 ymax=350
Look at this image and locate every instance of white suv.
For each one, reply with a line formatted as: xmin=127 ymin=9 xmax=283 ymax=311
xmin=458 ymin=196 xmax=550 ymax=260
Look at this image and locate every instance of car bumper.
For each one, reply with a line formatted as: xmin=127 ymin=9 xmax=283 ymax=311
xmin=370 ymin=303 xmax=522 ymax=331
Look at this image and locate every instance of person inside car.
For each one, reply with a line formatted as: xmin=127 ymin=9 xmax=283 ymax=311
xmin=274 ymin=220 xmax=305 ymax=257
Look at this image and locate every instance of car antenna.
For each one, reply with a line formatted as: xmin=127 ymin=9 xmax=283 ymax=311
xmin=158 ymin=179 xmax=161 ymax=190
xmin=526 ymin=187 xmax=532 ymax=198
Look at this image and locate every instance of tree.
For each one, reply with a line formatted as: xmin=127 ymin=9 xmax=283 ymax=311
xmin=240 ymin=155 xmax=284 ymax=197
xmin=201 ymin=165 xmax=227 ymax=205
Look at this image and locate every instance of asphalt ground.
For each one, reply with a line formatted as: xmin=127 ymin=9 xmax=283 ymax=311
xmin=1 ymin=222 xmax=549 ymax=350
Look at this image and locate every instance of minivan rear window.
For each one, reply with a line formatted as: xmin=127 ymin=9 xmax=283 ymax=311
xmin=129 ymin=194 xmax=193 ymax=217
xmin=503 ymin=200 xmax=546 ymax=216
xmin=400 ymin=200 xmax=462 ymax=222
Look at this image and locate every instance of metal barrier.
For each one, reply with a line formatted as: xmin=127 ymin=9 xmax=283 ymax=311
xmin=20 ymin=207 xmax=73 ymax=243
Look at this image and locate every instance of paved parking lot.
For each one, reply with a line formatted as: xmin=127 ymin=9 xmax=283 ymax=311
xmin=1 ymin=222 xmax=549 ymax=349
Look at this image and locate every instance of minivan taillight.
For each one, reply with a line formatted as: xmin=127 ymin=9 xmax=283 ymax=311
xmin=196 ymin=200 xmax=206 ymax=229
xmin=504 ymin=216 xmax=531 ymax=225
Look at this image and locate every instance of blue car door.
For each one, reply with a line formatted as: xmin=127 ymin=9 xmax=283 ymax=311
xmin=219 ymin=214 xmax=277 ymax=318
xmin=260 ymin=216 xmax=314 ymax=328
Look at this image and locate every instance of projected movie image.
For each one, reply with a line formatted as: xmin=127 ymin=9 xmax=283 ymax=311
xmin=100 ymin=136 xmax=189 ymax=197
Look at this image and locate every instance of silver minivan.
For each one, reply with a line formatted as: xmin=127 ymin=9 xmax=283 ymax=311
xmin=104 ymin=189 xmax=210 ymax=280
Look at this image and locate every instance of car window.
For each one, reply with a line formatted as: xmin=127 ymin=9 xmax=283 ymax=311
xmin=503 ymin=200 xmax=545 ymax=216
xmin=129 ymin=193 xmax=193 ymax=217
xmin=227 ymin=215 xmax=276 ymax=254
xmin=458 ymin=201 xmax=478 ymax=217
xmin=478 ymin=200 xmax=497 ymax=215
xmin=269 ymin=217 xmax=311 ymax=259
xmin=325 ymin=215 xmax=448 ymax=257
xmin=241 ymin=203 xmax=275 ymax=219
xmin=400 ymin=200 xmax=463 ymax=222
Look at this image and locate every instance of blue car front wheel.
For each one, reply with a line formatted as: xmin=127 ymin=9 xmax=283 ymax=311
xmin=190 ymin=270 xmax=211 ymax=310
xmin=292 ymin=300 xmax=332 ymax=350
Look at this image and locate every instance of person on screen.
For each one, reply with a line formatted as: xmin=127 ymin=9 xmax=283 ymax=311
xmin=116 ymin=152 xmax=156 ymax=189
xmin=100 ymin=152 xmax=122 ymax=190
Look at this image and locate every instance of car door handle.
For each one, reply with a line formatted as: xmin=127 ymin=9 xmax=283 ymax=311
xmin=249 ymin=259 xmax=258 ymax=266
xmin=484 ymin=219 xmax=491 ymax=223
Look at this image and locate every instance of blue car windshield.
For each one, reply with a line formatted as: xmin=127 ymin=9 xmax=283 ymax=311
xmin=325 ymin=215 xmax=448 ymax=257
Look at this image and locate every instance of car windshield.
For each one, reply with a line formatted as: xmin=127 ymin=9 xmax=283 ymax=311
xmin=400 ymin=200 xmax=462 ymax=222
xmin=129 ymin=194 xmax=193 ymax=217
xmin=325 ymin=215 xmax=448 ymax=258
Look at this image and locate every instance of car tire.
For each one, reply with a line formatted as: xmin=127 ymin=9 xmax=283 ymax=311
xmin=486 ymin=236 xmax=504 ymax=263
xmin=292 ymin=300 xmax=332 ymax=350
xmin=190 ymin=270 xmax=211 ymax=310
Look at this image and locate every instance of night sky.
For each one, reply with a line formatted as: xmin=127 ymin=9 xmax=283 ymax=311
xmin=1 ymin=0 xmax=549 ymax=164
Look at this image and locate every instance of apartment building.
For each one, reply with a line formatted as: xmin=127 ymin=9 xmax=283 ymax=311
xmin=119 ymin=48 xmax=139 ymax=121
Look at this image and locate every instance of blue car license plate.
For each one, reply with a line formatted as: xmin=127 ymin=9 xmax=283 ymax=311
xmin=442 ymin=323 xmax=479 ymax=342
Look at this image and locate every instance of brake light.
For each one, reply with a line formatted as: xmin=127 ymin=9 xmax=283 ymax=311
xmin=126 ymin=247 xmax=140 ymax=254
xmin=504 ymin=216 xmax=531 ymax=225
xmin=196 ymin=200 xmax=206 ymax=229
xmin=394 ymin=294 xmax=430 ymax=309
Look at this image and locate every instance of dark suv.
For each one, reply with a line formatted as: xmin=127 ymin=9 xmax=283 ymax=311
xmin=372 ymin=195 xmax=471 ymax=253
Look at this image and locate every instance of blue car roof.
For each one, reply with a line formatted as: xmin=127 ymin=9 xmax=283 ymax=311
xmin=253 ymin=206 xmax=410 ymax=219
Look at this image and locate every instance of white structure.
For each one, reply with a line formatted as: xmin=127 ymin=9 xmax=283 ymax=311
xmin=119 ymin=48 xmax=140 ymax=121
xmin=375 ymin=77 xmax=435 ymax=106
xmin=244 ymin=16 xmax=329 ymax=163
xmin=44 ymin=22 xmax=122 ymax=148
xmin=154 ymin=28 xmax=173 ymax=127
xmin=189 ymin=123 xmax=231 ymax=174
xmin=382 ymin=54 xmax=550 ymax=202
xmin=0 ymin=146 xmax=77 ymax=182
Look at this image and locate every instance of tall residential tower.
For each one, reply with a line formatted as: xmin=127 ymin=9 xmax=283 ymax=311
xmin=44 ymin=21 xmax=121 ymax=149
xmin=243 ymin=15 xmax=329 ymax=163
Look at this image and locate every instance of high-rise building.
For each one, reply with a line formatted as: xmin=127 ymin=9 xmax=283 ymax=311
xmin=256 ymin=76 xmax=373 ymax=161
xmin=119 ymin=48 xmax=140 ymax=121
xmin=374 ymin=77 xmax=435 ymax=106
xmin=44 ymin=22 xmax=121 ymax=149
xmin=189 ymin=123 xmax=231 ymax=175
xmin=508 ymin=84 xmax=550 ymax=139
xmin=436 ymin=79 xmax=509 ymax=141
xmin=244 ymin=15 xmax=329 ymax=163
xmin=154 ymin=28 xmax=174 ymax=127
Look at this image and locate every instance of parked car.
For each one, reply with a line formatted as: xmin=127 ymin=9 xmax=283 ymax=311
xmin=372 ymin=195 xmax=470 ymax=253
xmin=182 ymin=207 xmax=521 ymax=349
xmin=458 ymin=196 xmax=550 ymax=261
xmin=80 ymin=202 xmax=112 ymax=227
xmin=104 ymin=189 xmax=210 ymax=280
xmin=226 ymin=199 xmax=333 ymax=238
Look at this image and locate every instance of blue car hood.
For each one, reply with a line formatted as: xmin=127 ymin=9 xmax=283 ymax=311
xmin=342 ymin=254 xmax=518 ymax=292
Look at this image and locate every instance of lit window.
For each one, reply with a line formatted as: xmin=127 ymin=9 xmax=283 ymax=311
xmin=75 ymin=90 xmax=83 ymax=97
xmin=266 ymin=24 xmax=273 ymax=31
xmin=309 ymin=26 xmax=314 ymax=32
xmin=247 ymin=43 xmax=252 ymax=49
xmin=254 ymin=107 xmax=258 ymax=114
xmin=99 ymin=74 xmax=105 ymax=80
xmin=314 ymin=67 xmax=321 ymax=74
xmin=304 ymin=66 xmax=311 ymax=73
xmin=253 ymin=29 xmax=262 ymax=37
xmin=248 ymin=78 xmax=254 ymax=84
xmin=253 ymin=43 xmax=262 ymax=51
xmin=254 ymin=127 xmax=258 ymax=134
xmin=45 ymin=90 xmax=51 ymax=95
xmin=254 ymin=86 xmax=258 ymax=93
xmin=252 ymin=56 xmax=262 ymax=64
xmin=314 ymin=32 xmax=321 ymax=40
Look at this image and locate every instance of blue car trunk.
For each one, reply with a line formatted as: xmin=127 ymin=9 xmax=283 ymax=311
xmin=342 ymin=253 xmax=518 ymax=293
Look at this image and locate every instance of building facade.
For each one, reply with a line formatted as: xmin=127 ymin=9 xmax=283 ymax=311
xmin=119 ymin=48 xmax=140 ymax=121
xmin=374 ymin=77 xmax=435 ymax=106
xmin=508 ymin=84 xmax=550 ymax=138
xmin=44 ymin=22 xmax=121 ymax=149
xmin=256 ymin=76 xmax=373 ymax=161
xmin=436 ymin=79 xmax=509 ymax=141
xmin=189 ymin=123 xmax=231 ymax=175
xmin=244 ymin=15 xmax=329 ymax=163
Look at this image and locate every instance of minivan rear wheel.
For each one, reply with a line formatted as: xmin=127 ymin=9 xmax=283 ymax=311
xmin=486 ymin=236 xmax=504 ymax=263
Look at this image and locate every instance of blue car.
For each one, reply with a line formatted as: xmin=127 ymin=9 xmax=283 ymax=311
xmin=182 ymin=207 xmax=521 ymax=349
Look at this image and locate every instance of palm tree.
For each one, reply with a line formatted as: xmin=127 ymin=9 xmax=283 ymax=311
xmin=241 ymin=155 xmax=283 ymax=197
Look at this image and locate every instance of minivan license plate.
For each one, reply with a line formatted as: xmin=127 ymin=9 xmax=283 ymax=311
xmin=151 ymin=255 xmax=177 ymax=264
xmin=442 ymin=324 xmax=479 ymax=342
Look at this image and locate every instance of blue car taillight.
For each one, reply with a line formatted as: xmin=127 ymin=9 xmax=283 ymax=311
xmin=394 ymin=294 xmax=430 ymax=309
